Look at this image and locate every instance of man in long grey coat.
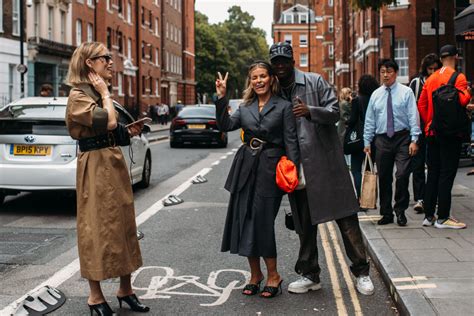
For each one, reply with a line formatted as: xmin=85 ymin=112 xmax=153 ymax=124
xmin=269 ymin=42 xmax=374 ymax=296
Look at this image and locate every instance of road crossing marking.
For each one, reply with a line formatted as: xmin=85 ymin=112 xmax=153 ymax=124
xmin=132 ymin=266 xmax=250 ymax=306
xmin=320 ymin=224 xmax=349 ymax=316
xmin=326 ymin=222 xmax=363 ymax=316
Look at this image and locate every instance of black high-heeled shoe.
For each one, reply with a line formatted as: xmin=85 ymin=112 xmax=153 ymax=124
xmin=260 ymin=280 xmax=283 ymax=298
xmin=117 ymin=294 xmax=150 ymax=312
xmin=242 ymin=278 xmax=264 ymax=296
xmin=88 ymin=301 xmax=114 ymax=316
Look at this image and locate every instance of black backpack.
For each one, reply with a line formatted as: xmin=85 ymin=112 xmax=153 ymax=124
xmin=431 ymin=72 xmax=469 ymax=137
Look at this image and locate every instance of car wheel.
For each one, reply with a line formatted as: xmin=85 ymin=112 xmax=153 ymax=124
xmin=138 ymin=152 xmax=151 ymax=188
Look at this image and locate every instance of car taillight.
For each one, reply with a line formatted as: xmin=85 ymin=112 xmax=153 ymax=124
xmin=173 ymin=119 xmax=186 ymax=126
xmin=208 ymin=120 xmax=217 ymax=125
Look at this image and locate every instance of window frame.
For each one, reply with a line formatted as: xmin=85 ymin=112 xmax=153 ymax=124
xmin=76 ymin=19 xmax=82 ymax=47
xmin=300 ymin=53 xmax=308 ymax=67
xmin=12 ymin=0 xmax=20 ymax=36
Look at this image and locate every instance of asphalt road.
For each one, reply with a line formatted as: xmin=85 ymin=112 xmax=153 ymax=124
xmin=0 ymin=131 xmax=397 ymax=315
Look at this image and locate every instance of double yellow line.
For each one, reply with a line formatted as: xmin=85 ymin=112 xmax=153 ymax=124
xmin=320 ymin=222 xmax=363 ymax=316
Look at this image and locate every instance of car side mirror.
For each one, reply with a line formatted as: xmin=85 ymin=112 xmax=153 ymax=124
xmin=142 ymin=124 xmax=151 ymax=134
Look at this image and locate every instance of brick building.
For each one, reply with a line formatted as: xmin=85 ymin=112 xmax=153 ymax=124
xmin=0 ymin=0 xmax=28 ymax=105
xmin=272 ymin=0 xmax=336 ymax=84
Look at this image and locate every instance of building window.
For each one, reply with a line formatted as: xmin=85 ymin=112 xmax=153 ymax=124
xmin=166 ymin=51 xmax=169 ymax=71
xmin=395 ymin=39 xmax=409 ymax=78
xmin=284 ymin=14 xmax=293 ymax=24
xmin=141 ymin=7 xmax=145 ymax=25
xmin=34 ymin=3 xmax=40 ymax=37
xmin=149 ymin=77 xmax=153 ymax=95
xmin=118 ymin=73 xmax=123 ymax=96
xmin=76 ymin=20 xmax=82 ymax=46
xmin=389 ymin=0 xmax=410 ymax=7
xmin=300 ymin=53 xmax=308 ymax=67
xmin=12 ymin=0 xmax=20 ymax=36
xmin=87 ymin=0 xmax=93 ymax=6
xmin=300 ymin=13 xmax=307 ymax=24
xmin=155 ymin=18 xmax=159 ymax=36
xmin=328 ymin=0 xmax=334 ymax=7
xmin=155 ymin=80 xmax=159 ymax=96
xmin=166 ymin=22 xmax=169 ymax=38
xmin=155 ymin=48 xmax=160 ymax=65
xmin=48 ymin=6 xmax=54 ymax=40
xmin=87 ymin=23 xmax=93 ymax=42
xmin=141 ymin=42 xmax=145 ymax=59
xmin=128 ymin=77 xmax=133 ymax=96
xmin=0 ymin=0 xmax=3 ymax=33
xmin=118 ymin=32 xmax=123 ymax=54
xmin=284 ymin=34 xmax=292 ymax=44
xmin=299 ymin=34 xmax=308 ymax=47
xmin=127 ymin=2 xmax=132 ymax=23
xmin=60 ymin=11 xmax=66 ymax=42
xmin=118 ymin=0 xmax=123 ymax=15
xmin=328 ymin=17 xmax=334 ymax=33
xmin=9 ymin=64 xmax=15 ymax=102
xmin=328 ymin=43 xmax=334 ymax=59
xmin=106 ymin=27 xmax=112 ymax=49
xmin=142 ymin=76 xmax=146 ymax=95
xmin=107 ymin=0 xmax=111 ymax=11
xmin=128 ymin=38 xmax=132 ymax=59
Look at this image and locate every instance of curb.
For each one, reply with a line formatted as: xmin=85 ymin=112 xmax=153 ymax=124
xmin=358 ymin=215 xmax=436 ymax=316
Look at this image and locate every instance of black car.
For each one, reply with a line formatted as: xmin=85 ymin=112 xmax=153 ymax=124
xmin=169 ymin=105 xmax=228 ymax=148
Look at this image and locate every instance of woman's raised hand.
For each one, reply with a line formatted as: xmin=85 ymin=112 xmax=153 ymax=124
xmin=88 ymin=72 xmax=109 ymax=98
xmin=215 ymin=72 xmax=229 ymax=99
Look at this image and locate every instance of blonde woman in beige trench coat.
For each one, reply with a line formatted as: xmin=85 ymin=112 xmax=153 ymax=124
xmin=65 ymin=42 xmax=149 ymax=316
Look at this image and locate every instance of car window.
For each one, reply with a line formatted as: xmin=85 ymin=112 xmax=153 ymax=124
xmin=179 ymin=107 xmax=215 ymax=119
xmin=0 ymin=120 xmax=69 ymax=135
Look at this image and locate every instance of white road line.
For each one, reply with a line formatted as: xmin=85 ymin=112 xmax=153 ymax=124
xmin=211 ymin=161 xmax=220 ymax=166
xmin=220 ymin=155 xmax=228 ymax=159
xmin=320 ymin=224 xmax=348 ymax=316
xmin=396 ymin=284 xmax=436 ymax=290
xmin=226 ymin=151 xmax=233 ymax=155
xmin=392 ymin=276 xmax=428 ymax=282
xmin=0 ymin=167 xmax=213 ymax=315
xmin=326 ymin=222 xmax=363 ymax=316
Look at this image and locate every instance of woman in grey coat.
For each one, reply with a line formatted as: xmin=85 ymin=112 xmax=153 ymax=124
xmin=214 ymin=61 xmax=299 ymax=298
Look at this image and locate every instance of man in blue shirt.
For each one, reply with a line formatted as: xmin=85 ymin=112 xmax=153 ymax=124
xmin=363 ymin=59 xmax=421 ymax=226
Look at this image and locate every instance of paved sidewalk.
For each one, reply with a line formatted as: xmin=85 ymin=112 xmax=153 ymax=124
xmin=145 ymin=122 xmax=170 ymax=142
xmin=358 ymin=162 xmax=474 ymax=315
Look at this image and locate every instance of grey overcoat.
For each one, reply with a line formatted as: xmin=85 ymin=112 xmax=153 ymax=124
xmin=286 ymin=69 xmax=359 ymax=230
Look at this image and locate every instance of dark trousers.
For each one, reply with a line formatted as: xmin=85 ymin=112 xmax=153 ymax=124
xmin=292 ymin=189 xmax=369 ymax=281
xmin=374 ymin=132 xmax=411 ymax=218
xmin=410 ymin=133 xmax=426 ymax=201
xmin=424 ymin=136 xmax=462 ymax=220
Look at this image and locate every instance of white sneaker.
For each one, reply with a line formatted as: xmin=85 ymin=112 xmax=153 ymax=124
xmin=422 ymin=216 xmax=436 ymax=227
xmin=356 ymin=275 xmax=374 ymax=295
xmin=288 ymin=276 xmax=321 ymax=294
xmin=414 ymin=200 xmax=424 ymax=214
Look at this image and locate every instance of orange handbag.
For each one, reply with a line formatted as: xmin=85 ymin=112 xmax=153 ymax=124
xmin=276 ymin=156 xmax=299 ymax=193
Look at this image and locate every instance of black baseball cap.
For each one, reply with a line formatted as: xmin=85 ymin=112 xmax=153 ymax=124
xmin=269 ymin=42 xmax=293 ymax=60
xmin=440 ymin=45 xmax=458 ymax=58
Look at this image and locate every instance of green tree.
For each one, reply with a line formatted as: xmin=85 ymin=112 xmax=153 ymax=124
xmin=195 ymin=6 xmax=268 ymax=101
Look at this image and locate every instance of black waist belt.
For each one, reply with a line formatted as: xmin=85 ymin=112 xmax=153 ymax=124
xmin=78 ymin=133 xmax=116 ymax=152
xmin=243 ymin=137 xmax=281 ymax=151
xmin=377 ymin=129 xmax=409 ymax=137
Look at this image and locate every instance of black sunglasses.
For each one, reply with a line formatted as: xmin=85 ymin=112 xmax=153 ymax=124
xmin=90 ymin=54 xmax=113 ymax=62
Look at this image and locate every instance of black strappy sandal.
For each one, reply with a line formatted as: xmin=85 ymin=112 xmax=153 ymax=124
xmin=260 ymin=280 xmax=283 ymax=298
xmin=242 ymin=279 xmax=264 ymax=296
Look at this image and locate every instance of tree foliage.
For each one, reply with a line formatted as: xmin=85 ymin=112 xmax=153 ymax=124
xmin=195 ymin=6 xmax=268 ymax=101
xmin=350 ymin=0 xmax=396 ymax=10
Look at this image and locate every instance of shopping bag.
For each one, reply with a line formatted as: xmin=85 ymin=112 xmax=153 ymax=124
xmin=360 ymin=152 xmax=377 ymax=209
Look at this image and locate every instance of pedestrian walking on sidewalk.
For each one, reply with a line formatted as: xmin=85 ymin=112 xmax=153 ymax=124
xmin=65 ymin=42 xmax=149 ymax=315
xmin=417 ymin=44 xmax=472 ymax=229
xmin=408 ymin=53 xmax=441 ymax=214
xmin=214 ymin=61 xmax=299 ymax=298
xmin=347 ymin=75 xmax=380 ymax=200
xmin=337 ymin=87 xmax=352 ymax=145
xmin=269 ymin=42 xmax=374 ymax=296
xmin=364 ymin=59 xmax=421 ymax=227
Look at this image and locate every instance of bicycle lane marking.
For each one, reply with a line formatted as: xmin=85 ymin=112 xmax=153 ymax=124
xmin=0 ymin=166 xmax=215 ymax=315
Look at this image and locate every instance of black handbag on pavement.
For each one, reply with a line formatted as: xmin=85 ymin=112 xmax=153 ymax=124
xmin=343 ymin=121 xmax=364 ymax=155
xmin=284 ymin=209 xmax=295 ymax=231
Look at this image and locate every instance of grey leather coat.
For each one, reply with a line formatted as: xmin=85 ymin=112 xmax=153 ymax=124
xmin=286 ymin=69 xmax=359 ymax=228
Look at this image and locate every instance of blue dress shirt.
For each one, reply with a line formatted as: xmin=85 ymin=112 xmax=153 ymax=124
xmin=363 ymin=81 xmax=421 ymax=146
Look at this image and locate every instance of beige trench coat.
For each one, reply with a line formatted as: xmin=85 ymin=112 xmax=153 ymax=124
xmin=66 ymin=84 xmax=142 ymax=281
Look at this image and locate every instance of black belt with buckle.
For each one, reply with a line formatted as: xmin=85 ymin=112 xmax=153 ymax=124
xmin=245 ymin=137 xmax=280 ymax=151
xmin=78 ymin=133 xmax=116 ymax=152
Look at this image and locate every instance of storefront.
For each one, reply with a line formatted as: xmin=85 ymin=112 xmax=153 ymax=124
xmin=455 ymin=4 xmax=474 ymax=81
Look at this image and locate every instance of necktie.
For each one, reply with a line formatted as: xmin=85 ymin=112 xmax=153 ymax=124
xmin=386 ymin=87 xmax=395 ymax=138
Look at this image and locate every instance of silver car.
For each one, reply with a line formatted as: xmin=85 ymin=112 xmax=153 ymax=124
xmin=0 ymin=97 xmax=152 ymax=205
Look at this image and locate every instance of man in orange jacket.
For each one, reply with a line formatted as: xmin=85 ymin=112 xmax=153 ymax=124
xmin=417 ymin=44 xmax=471 ymax=229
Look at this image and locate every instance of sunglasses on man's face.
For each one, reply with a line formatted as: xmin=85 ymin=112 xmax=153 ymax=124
xmin=90 ymin=54 xmax=113 ymax=62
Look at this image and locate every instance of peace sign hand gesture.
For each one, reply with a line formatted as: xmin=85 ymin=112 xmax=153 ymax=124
xmin=215 ymin=72 xmax=229 ymax=99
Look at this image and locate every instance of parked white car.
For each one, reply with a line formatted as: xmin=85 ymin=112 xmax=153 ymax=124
xmin=0 ymin=97 xmax=152 ymax=205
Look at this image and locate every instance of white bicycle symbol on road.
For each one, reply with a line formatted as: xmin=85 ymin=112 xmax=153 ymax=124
xmin=131 ymin=266 xmax=250 ymax=307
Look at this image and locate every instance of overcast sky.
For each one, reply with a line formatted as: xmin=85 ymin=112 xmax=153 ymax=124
xmin=195 ymin=0 xmax=274 ymax=46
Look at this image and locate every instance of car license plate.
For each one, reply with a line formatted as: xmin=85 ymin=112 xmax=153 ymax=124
xmin=188 ymin=124 xmax=206 ymax=129
xmin=11 ymin=144 xmax=52 ymax=156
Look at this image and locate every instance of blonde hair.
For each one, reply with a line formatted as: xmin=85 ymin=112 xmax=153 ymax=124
xmin=242 ymin=61 xmax=280 ymax=105
xmin=339 ymin=87 xmax=352 ymax=102
xmin=66 ymin=42 xmax=107 ymax=87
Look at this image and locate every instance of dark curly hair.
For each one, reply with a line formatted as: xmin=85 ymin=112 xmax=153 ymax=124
xmin=358 ymin=74 xmax=380 ymax=97
xmin=419 ymin=53 xmax=441 ymax=77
